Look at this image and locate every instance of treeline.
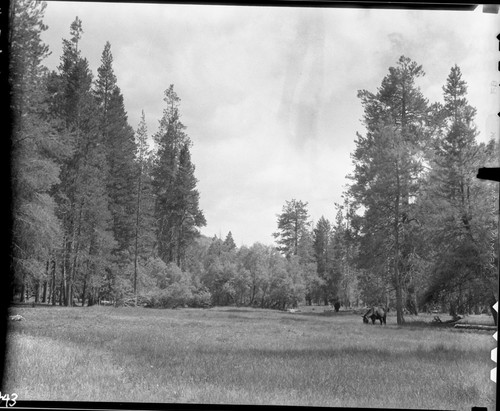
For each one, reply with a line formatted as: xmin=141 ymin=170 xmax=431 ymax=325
xmin=10 ymin=1 xmax=345 ymax=312
xmin=172 ymin=199 xmax=359 ymax=311
xmin=148 ymin=55 xmax=499 ymax=322
xmin=10 ymin=2 xmax=498 ymax=324
xmin=10 ymin=2 xmax=206 ymax=307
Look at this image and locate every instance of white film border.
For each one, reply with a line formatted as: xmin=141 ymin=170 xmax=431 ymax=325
xmin=492 ymin=302 xmax=498 ymax=382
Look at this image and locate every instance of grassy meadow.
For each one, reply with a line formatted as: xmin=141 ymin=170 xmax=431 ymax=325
xmin=2 ymin=305 xmax=497 ymax=409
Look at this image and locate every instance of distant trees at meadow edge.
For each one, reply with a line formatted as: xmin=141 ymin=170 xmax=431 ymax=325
xmin=10 ymin=2 xmax=498 ymax=324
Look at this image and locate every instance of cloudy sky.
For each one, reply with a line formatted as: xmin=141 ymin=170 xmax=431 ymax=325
xmin=39 ymin=2 xmax=500 ymax=247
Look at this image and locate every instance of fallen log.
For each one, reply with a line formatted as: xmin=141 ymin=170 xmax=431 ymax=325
xmin=454 ymin=324 xmax=497 ymax=331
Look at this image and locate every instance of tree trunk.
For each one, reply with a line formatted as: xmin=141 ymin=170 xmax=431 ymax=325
xmin=81 ymin=243 xmax=93 ymax=307
xmin=133 ymin=161 xmax=143 ymax=306
xmin=60 ymin=254 xmax=66 ymax=306
xmin=394 ymin=167 xmax=404 ymax=325
xmin=395 ymin=273 xmax=404 ymax=324
xmin=62 ymin=235 xmax=69 ymax=306
xmin=51 ymin=259 xmax=57 ymax=306
xmin=81 ymin=277 xmax=87 ymax=307
xmin=449 ymin=302 xmax=457 ymax=318
xmin=250 ymin=283 xmax=256 ymax=306
xmin=42 ymin=280 xmax=47 ymax=303
xmin=20 ymin=271 xmax=26 ymax=303
xmin=33 ymin=279 xmax=39 ymax=303
xmin=41 ymin=259 xmax=50 ymax=303
xmin=69 ymin=227 xmax=82 ymax=307
xmin=59 ymin=278 xmax=64 ymax=306
xmin=50 ymin=282 xmax=56 ymax=306
xmin=67 ymin=199 xmax=84 ymax=307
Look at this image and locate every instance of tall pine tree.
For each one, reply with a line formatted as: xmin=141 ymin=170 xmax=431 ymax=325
xmin=94 ymin=42 xmax=137 ymax=257
xmin=170 ymin=142 xmax=206 ymax=268
xmin=313 ymin=216 xmax=336 ymax=304
xmin=153 ymin=85 xmax=206 ymax=268
xmin=420 ymin=66 xmax=498 ymax=322
xmin=273 ymin=199 xmax=310 ymax=259
xmin=132 ymin=110 xmax=156 ymax=302
xmin=350 ymin=56 xmax=429 ymax=324
xmin=10 ymin=0 xmax=66 ymax=302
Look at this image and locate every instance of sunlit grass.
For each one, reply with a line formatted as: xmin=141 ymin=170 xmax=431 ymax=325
xmin=4 ymin=333 xmax=131 ymax=401
xmin=3 ymin=306 xmax=496 ymax=409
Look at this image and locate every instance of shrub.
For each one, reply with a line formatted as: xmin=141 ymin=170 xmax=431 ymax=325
xmin=167 ymin=281 xmax=193 ymax=307
xmin=190 ymin=290 xmax=212 ymax=308
xmin=140 ymin=281 xmax=194 ymax=309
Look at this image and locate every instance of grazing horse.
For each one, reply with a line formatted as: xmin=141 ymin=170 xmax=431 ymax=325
xmin=362 ymin=306 xmax=387 ymax=325
xmin=334 ymin=302 xmax=341 ymax=312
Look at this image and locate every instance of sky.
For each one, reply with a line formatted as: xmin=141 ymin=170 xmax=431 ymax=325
xmin=38 ymin=1 xmax=500 ymax=247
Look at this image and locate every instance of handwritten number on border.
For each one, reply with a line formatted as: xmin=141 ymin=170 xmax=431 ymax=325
xmin=0 ymin=392 xmax=17 ymax=407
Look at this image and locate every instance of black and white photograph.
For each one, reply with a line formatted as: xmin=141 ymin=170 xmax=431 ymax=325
xmin=5 ymin=1 xmax=500 ymax=409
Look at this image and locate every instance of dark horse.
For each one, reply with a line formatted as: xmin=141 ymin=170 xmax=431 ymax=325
xmin=362 ymin=306 xmax=387 ymax=325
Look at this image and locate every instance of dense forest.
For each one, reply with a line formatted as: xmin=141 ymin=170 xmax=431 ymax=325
xmin=10 ymin=1 xmax=499 ymax=325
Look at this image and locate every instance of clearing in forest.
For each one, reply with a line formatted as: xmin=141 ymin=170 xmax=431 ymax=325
xmin=3 ymin=305 xmax=496 ymax=410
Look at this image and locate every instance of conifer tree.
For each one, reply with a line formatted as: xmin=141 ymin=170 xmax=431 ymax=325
xmin=273 ymin=199 xmax=310 ymax=259
xmin=313 ymin=216 xmax=335 ymax=304
xmin=49 ymin=17 xmax=114 ymax=306
xmin=331 ymin=201 xmax=360 ymax=308
xmin=153 ymin=85 xmax=185 ymax=263
xmin=94 ymin=42 xmax=116 ymax=116
xmin=171 ymin=142 xmax=206 ymax=267
xmin=94 ymin=42 xmax=137 ymax=256
xmin=133 ymin=110 xmax=150 ymax=301
xmin=153 ymin=85 xmax=206 ymax=267
xmin=10 ymin=0 xmax=66 ymax=302
xmin=350 ymin=56 xmax=429 ymax=324
xmin=421 ymin=66 xmax=498 ymax=322
xmin=223 ymin=231 xmax=237 ymax=251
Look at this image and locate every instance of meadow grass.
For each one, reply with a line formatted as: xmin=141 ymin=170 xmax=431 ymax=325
xmin=2 ymin=305 xmax=496 ymax=409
